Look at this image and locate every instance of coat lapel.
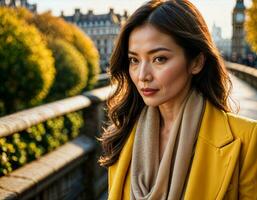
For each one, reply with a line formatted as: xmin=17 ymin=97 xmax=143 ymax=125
xmin=184 ymin=101 xmax=241 ymax=200
xmin=108 ymin=124 xmax=136 ymax=200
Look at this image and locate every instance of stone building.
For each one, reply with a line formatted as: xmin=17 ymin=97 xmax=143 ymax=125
xmin=212 ymin=23 xmax=231 ymax=59
xmin=62 ymin=8 xmax=128 ymax=72
xmin=0 ymin=0 xmax=37 ymax=12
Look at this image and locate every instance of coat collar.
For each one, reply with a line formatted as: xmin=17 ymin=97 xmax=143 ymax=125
xmin=109 ymin=100 xmax=242 ymax=200
xmin=184 ymin=100 xmax=241 ymax=199
xmin=198 ymin=100 xmax=234 ymax=148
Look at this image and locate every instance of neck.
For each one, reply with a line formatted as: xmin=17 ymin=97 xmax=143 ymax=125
xmin=158 ymin=88 xmax=191 ymax=130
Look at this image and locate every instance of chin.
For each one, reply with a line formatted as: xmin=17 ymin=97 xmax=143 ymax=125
xmin=142 ymin=99 xmax=162 ymax=107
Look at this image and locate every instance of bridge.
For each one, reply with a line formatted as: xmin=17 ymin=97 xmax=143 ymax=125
xmin=228 ymin=62 xmax=257 ymax=119
xmin=0 ymin=62 xmax=256 ymax=200
xmin=231 ymin=74 xmax=257 ymax=119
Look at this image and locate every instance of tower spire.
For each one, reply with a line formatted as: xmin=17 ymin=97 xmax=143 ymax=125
xmin=235 ymin=0 xmax=245 ymax=9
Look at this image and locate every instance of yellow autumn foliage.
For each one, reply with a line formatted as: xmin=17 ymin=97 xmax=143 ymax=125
xmin=245 ymin=0 xmax=257 ymax=53
xmin=0 ymin=7 xmax=55 ymax=114
xmin=31 ymin=12 xmax=100 ymax=90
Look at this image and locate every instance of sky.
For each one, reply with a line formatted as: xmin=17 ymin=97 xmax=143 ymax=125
xmin=28 ymin=0 xmax=253 ymax=39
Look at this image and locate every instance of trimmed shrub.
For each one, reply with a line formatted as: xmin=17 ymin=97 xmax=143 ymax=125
xmin=46 ymin=39 xmax=88 ymax=101
xmin=31 ymin=11 xmax=73 ymax=42
xmin=69 ymin=24 xmax=100 ymax=89
xmin=31 ymin=12 xmax=100 ymax=90
xmin=13 ymin=7 xmax=34 ymax=21
xmin=0 ymin=8 xmax=55 ymax=114
xmin=0 ymin=7 xmax=33 ymax=21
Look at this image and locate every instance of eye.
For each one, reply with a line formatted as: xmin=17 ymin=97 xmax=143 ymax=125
xmin=153 ymin=56 xmax=167 ymax=64
xmin=128 ymin=57 xmax=139 ymax=65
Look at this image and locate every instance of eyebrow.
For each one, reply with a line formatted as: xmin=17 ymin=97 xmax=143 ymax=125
xmin=128 ymin=47 xmax=172 ymax=55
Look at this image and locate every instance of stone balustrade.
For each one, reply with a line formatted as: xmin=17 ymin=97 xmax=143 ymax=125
xmin=0 ymin=84 xmax=114 ymax=200
xmin=226 ymin=61 xmax=257 ymax=89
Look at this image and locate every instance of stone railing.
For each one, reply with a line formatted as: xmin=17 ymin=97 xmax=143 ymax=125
xmin=0 ymin=82 xmax=113 ymax=200
xmin=226 ymin=61 xmax=257 ymax=89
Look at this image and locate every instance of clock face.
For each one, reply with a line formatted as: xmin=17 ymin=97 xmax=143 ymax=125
xmin=236 ymin=13 xmax=244 ymax=23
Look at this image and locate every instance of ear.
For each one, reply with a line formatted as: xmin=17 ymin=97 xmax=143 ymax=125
xmin=190 ymin=53 xmax=205 ymax=75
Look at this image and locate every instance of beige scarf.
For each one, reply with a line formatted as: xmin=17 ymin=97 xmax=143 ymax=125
xmin=130 ymin=90 xmax=204 ymax=200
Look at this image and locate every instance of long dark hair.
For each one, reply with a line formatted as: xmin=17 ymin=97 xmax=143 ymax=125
xmin=99 ymin=0 xmax=232 ymax=167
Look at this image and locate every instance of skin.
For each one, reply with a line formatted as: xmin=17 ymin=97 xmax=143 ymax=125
xmin=128 ymin=23 xmax=204 ymax=159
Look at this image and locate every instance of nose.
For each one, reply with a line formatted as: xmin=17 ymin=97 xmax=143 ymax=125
xmin=138 ymin=61 xmax=153 ymax=82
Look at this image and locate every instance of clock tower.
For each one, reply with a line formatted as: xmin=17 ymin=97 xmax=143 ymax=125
xmin=232 ymin=0 xmax=246 ymax=62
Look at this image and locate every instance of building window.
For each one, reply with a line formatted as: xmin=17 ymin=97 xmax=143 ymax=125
xmin=16 ymin=0 xmax=21 ymax=6
xmin=6 ymin=0 xmax=11 ymax=5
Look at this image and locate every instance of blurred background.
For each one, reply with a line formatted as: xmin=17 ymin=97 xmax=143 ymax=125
xmin=0 ymin=1 xmax=256 ymax=200
xmin=29 ymin=0 xmax=256 ymax=68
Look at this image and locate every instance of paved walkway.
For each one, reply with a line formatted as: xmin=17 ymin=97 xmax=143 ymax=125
xmin=230 ymin=74 xmax=257 ymax=120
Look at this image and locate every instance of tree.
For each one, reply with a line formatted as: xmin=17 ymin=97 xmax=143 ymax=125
xmin=46 ymin=39 xmax=88 ymax=100
xmin=245 ymin=0 xmax=257 ymax=52
xmin=31 ymin=12 xmax=100 ymax=90
xmin=0 ymin=8 xmax=55 ymax=114
xmin=69 ymin=24 xmax=100 ymax=89
xmin=30 ymin=11 xmax=73 ymax=42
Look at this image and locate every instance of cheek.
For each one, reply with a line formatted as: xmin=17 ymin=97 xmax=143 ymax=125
xmin=129 ymin=68 xmax=138 ymax=86
xmin=158 ymin=64 xmax=190 ymax=88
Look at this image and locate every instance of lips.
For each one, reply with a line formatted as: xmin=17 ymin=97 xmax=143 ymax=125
xmin=141 ymin=88 xmax=159 ymax=96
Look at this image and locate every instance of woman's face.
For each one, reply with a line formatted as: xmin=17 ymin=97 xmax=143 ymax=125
xmin=128 ymin=23 xmax=194 ymax=107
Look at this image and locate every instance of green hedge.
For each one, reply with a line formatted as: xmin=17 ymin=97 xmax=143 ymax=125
xmin=0 ymin=112 xmax=83 ymax=176
xmin=0 ymin=8 xmax=100 ymax=115
xmin=0 ymin=8 xmax=55 ymax=114
xmin=70 ymin=24 xmax=100 ymax=90
xmin=46 ymin=39 xmax=88 ymax=101
xmin=31 ymin=12 xmax=100 ymax=90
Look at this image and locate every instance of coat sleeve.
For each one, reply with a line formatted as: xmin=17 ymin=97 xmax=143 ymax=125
xmin=239 ymin=123 xmax=257 ymax=199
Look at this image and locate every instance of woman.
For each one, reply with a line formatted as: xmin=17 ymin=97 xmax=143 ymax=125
xmin=99 ymin=0 xmax=257 ymax=199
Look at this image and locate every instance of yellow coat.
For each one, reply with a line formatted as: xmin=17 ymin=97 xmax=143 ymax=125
xmin=108 ymin=101 xmax=257 ymax=200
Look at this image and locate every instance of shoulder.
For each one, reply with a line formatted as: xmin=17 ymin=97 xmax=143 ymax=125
xmin=200 ymin=100 xmax=256 ymax=146
xmin=226 ymin=113 xmax=257 ymax=167
xmin=226 ymin=112 xmax=257 ymax=126
xmin=226 ymin=112 xmax=257 ymax=140
xmin=201 ymin=100 xmax=256 ymax=148
xmin=226 ymin=113 xmax=257 ymax=195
